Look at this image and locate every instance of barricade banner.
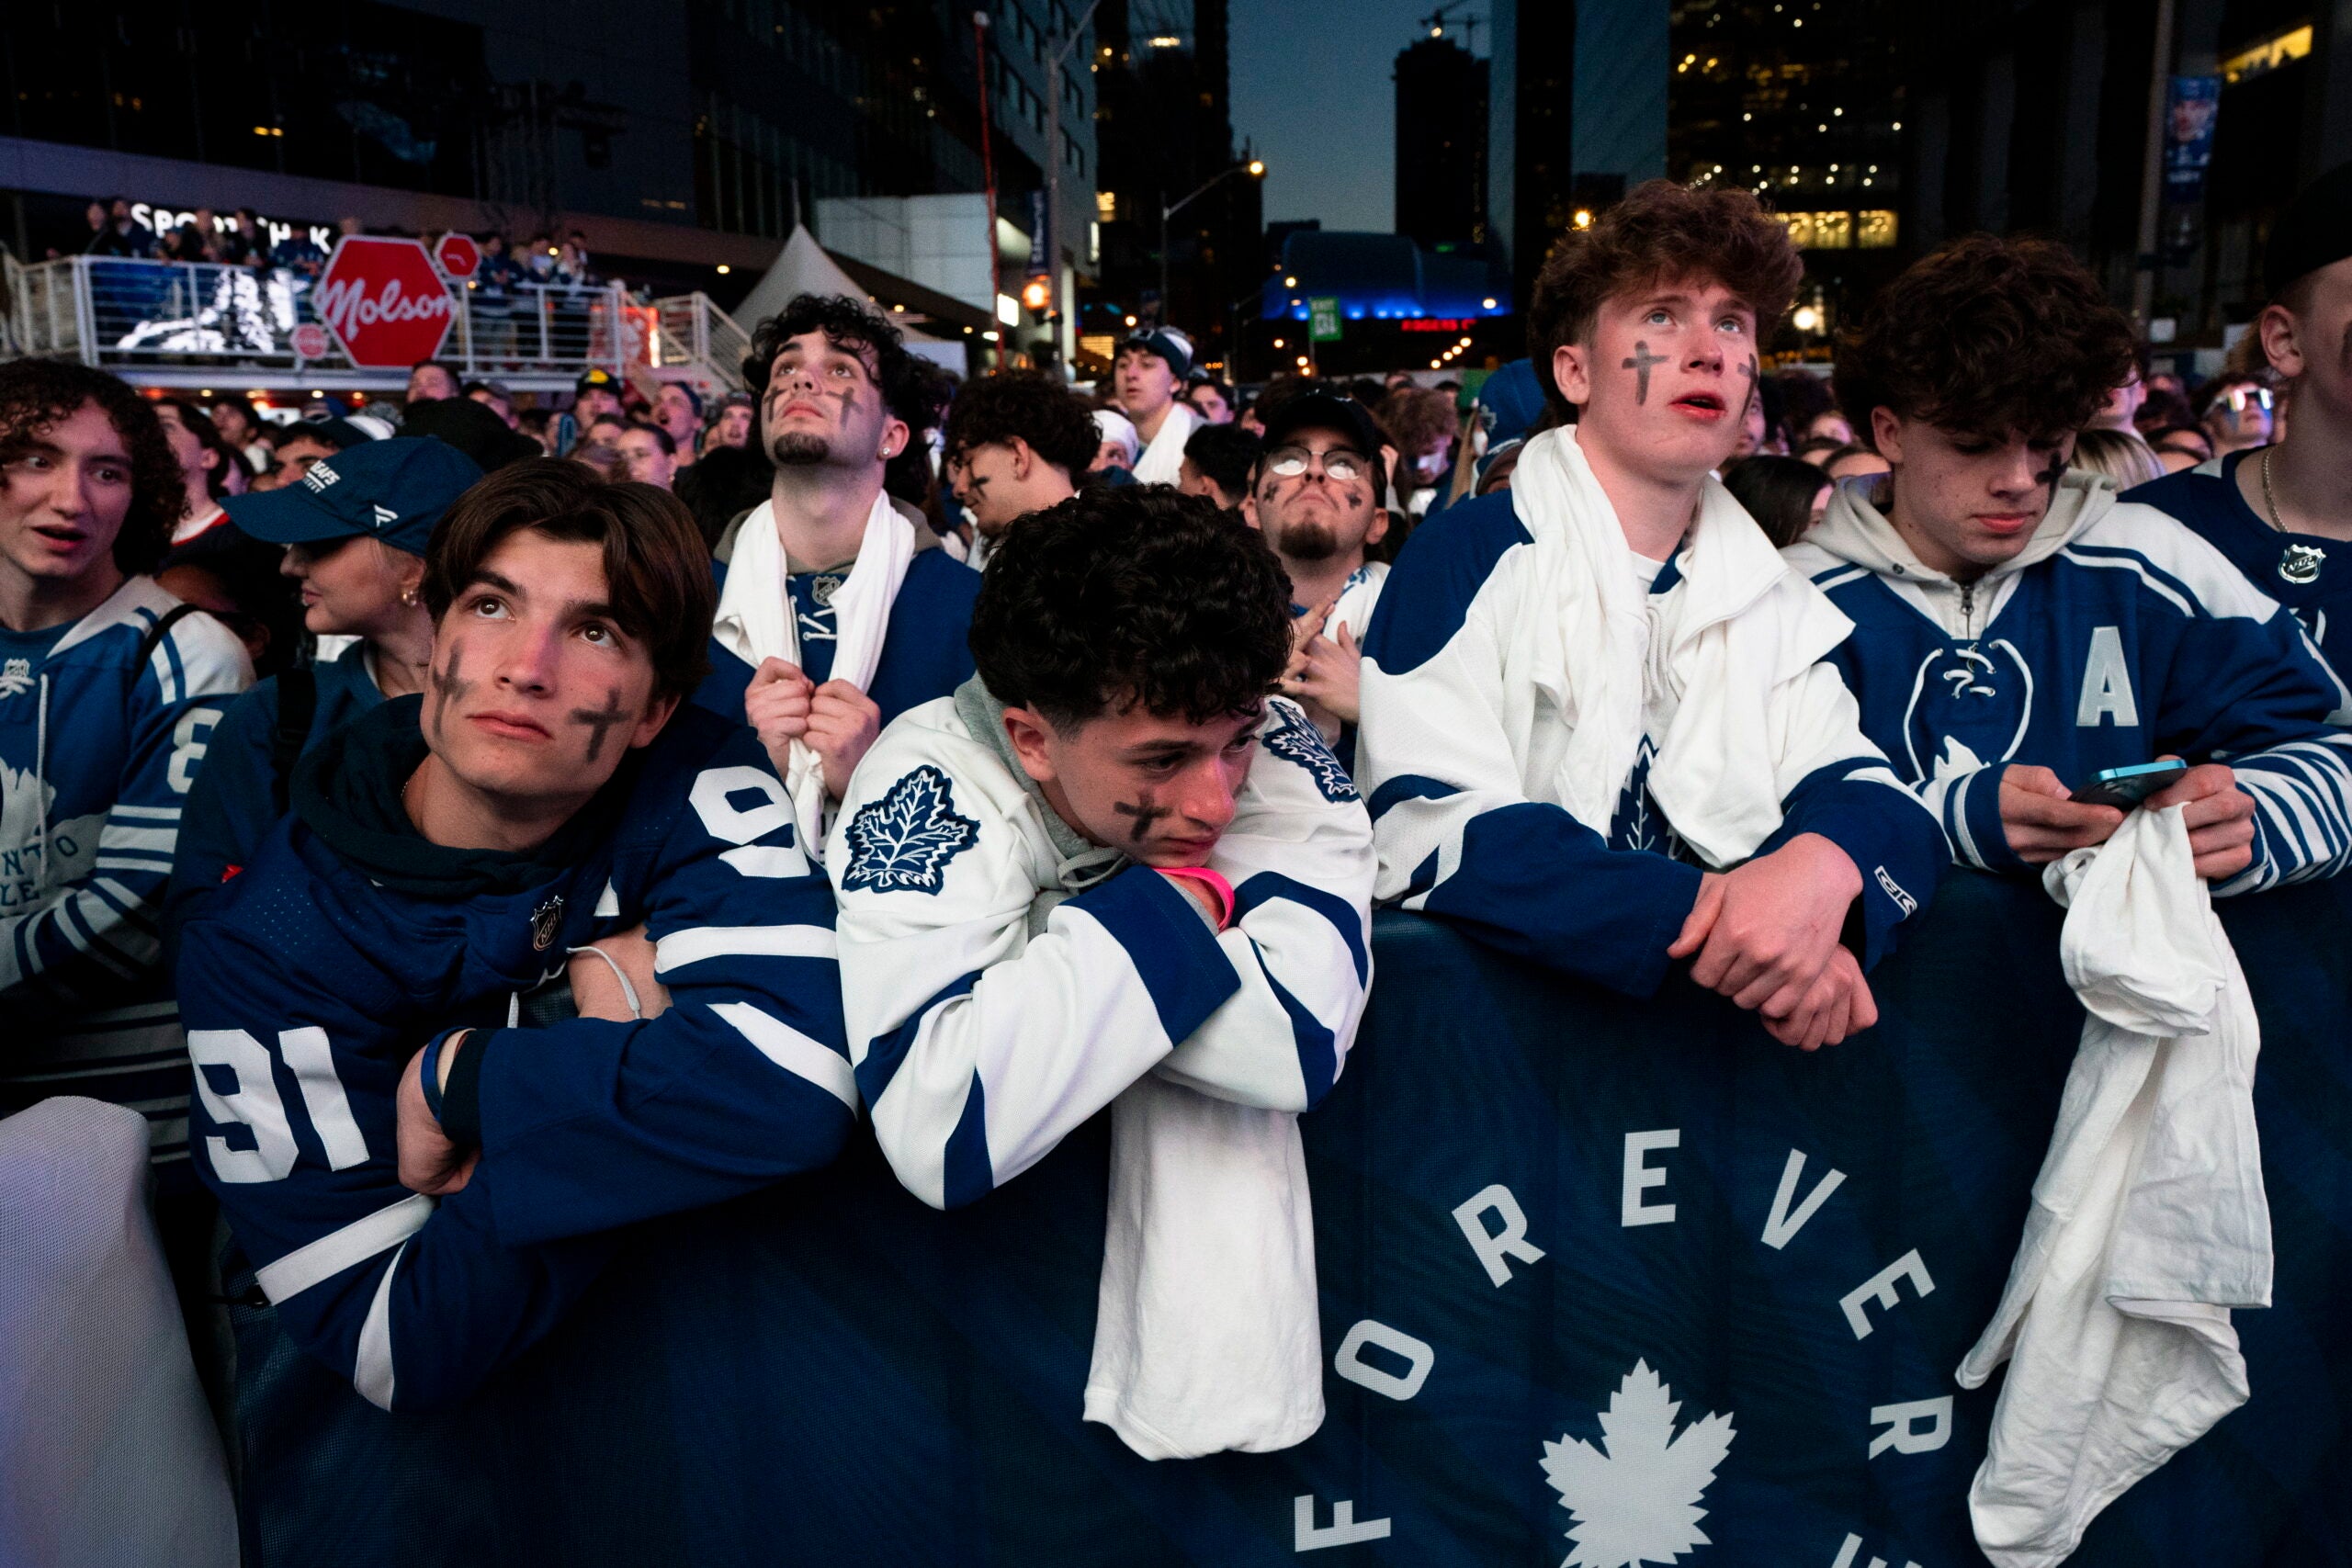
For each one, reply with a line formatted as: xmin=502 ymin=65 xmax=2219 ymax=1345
xmin=231 ymin=871 xmax=2352 ymax=1566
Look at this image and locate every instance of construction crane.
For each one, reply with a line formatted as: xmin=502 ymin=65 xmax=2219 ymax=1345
xmin=1418 ymin=2 xmax=1482 ymax=51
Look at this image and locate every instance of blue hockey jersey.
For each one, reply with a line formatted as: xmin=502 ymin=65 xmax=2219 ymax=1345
xmin=164 ymin=638 xmax=384 ymax=943
xmin=695 ymin=539 xmax=979 ymax=732
xmin=178 ymin=697 xmax=854 ymax=1410
xmin=0 ymin=576 xmax=249 ymax=1169
xmin=1786 ymin=470 xmax=2352 ymax=894
xmin=2127 ymin=451 xmax=2349 ymax=663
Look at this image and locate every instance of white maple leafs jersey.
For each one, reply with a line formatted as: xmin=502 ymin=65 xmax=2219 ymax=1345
xmin=830 ymin=689 xmax=1375 ymax=1210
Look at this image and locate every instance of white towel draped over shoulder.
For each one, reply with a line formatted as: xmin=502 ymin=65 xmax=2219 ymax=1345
xmin=1509 ymin=425 xmax=1855 ymax=863
xmin=1957 ymin=804 xmax=2271 ymax=1568
xmin=1130 ymin=401 xmax=1200 ymax=488
xmin=711 ymin=491 xmax=914 ymax=860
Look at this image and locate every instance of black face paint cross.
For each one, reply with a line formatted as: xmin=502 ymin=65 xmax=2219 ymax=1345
xmin=427 ymin=641 xmax=471 ymax=744
xmin=568 ymin=687 xmax=632 ymax=764
xmin=1112 ymin=795 xmax=1172 ymax=847
xmin=1623 ymin=341 xmax=1668 ymax=404
xmin=2037 ymin=445 xmax=2068 ymax=493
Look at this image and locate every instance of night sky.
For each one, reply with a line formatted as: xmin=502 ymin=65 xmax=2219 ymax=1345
xmin=1229 ymin=0 xmax=1487 ymax=235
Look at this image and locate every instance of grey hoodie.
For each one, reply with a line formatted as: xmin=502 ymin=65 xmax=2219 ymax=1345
xmin=1793 ymin=469 xmax=2120 ymax=640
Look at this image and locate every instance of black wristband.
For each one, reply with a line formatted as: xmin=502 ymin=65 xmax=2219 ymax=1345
xmin=437 ymin=1027 xmax=500 ymax=1151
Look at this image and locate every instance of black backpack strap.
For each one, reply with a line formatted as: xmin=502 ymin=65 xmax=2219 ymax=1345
xmin=269 ymin=666 xmax=317 ymax=814
xmin=131 ymin=602 xmax=201 ymax=674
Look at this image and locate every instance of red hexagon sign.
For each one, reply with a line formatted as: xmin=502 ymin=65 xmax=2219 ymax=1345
xmin=434 ymin=231 xmax=481 ymax=279
xmin=314 ymin=236 xmax=458 ymax=369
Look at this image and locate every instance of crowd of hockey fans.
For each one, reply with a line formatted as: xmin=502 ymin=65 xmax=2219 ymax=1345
xmin=6 ymin=156 xmax=2352 ymax=1555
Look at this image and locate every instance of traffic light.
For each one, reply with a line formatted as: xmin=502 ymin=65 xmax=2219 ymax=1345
xmin=1021 ymin=275 xmax=1052 ymax=312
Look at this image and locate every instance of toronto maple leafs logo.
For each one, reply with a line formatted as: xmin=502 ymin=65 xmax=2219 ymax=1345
xmin=1262 ymin=700 xmax=1359 ymax=803
xmin=1542 ymin=1360 xmax=1736 ymax=1568
xmin=0 ymin=659 xmax=29 ymax=700
xmin=842 ymin=765 xmax=981 ymax=896
xmin=1899 ymin=639 xmax=2032 ymax=784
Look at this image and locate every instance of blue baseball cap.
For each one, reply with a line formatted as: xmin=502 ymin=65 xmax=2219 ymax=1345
xmin=227 ymin=437 xmax=483 ymax=556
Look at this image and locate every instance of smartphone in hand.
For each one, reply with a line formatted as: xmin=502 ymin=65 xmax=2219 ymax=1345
xmin=2068 ymin=759 xmax=2189 ymax=810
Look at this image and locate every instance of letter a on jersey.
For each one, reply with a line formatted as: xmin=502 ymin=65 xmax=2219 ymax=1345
xmin=2075 ymin=625 xmax=2140 ymax=728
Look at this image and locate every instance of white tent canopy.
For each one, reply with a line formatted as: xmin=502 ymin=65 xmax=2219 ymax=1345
xmin=735 ymin=224 xmax=967 ymax=377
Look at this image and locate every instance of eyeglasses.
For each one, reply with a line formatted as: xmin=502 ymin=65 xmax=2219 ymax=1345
xmin=2225 ymin=388 xmax=2274 ymax=412
xmin=1266 ymin=446 xmax=1368 ymax=482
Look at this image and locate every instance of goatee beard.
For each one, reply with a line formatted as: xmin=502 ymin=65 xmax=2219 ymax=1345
xmin=769 ymin=432 xmax=831 ymax=466
xmin=1275 ymin=518 xmax=1340 ymax=562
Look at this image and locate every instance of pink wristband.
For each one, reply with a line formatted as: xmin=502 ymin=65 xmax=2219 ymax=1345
xmin=1158 ymin=866 xmax=1236 ymax=931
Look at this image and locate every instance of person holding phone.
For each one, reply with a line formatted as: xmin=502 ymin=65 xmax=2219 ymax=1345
xmin=1787 ymin=236 xmax=2352 ymax=891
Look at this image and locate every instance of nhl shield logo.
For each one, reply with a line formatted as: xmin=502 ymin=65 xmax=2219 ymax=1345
xmin=529 ymin=894 xmax=565 ymax=951
xmin=2278 ymin=543 xmax=2325 ymax=586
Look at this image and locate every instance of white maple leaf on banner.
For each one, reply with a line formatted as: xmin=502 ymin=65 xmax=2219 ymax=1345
xmin=1541 ymin=1360 xmax=1736 ymax=1568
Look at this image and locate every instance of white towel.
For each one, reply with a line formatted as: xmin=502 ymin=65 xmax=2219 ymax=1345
xmin=711 ymin=489 xmax=914 ymax=860
xmin=1083 ymin=1073 xmax=1324 ymax=1461
xmin=0 ymin=1098 xmax=238 ymax=1568
xmin=1509 ymin=425 xmax=1852 ymax=863
xmin=1130 ymin=400 xmax=1200 ymax=488
xmin=1957 ymin=805 xmax=2270 ymax=1568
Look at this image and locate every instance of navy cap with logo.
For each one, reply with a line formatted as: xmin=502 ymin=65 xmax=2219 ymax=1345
xmin=1118 ymin=327 xmax=1193 ymax=382
xmin=1258 ymin=389 xmax=1385 ymax=463
xmin=225 ymin=437 xmax=484 ymax=556
xmin=575 ymin=367 xmax=623 ymax=396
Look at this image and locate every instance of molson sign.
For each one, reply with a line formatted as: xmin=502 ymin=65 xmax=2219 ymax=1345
xmin=313 ymin=236 xmax=458 ymax=368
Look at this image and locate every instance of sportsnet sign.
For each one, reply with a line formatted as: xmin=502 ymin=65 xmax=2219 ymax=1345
xmin=314 ymin=236 xmax=457 ymax=368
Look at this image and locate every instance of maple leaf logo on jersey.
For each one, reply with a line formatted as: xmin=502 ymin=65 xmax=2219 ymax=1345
xmin=1542 ymin=1360 xmax=1736 ymax=1568
xmin=1262 ymin=700 xmax=1359 ymax=804
xmin=842 ymin=765 xmax=981 ymax=896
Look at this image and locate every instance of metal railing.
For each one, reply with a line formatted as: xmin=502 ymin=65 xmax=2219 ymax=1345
xmin=649 ymin=292 xmax=752 ymax=392
xmin=3 ymin=254 xmax=639 ymax=386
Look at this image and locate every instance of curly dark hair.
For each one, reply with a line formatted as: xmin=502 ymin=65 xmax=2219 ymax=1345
xmin=1834 ymin=235 xmax=2138 ymax=444
xmin=0 ymin=359 xmax=181 ymax=574
xmin=1182 ymin=422 xmax=1262 ymax=502
xmin=942 ymin=369 xmax=1099 ymax=478
xmin=741 ymin=292 xmax=937 ymax=435
xmin=1528 ymin=180 xmax=1804 ymax=416
xmin=424 ymin=458 xmax=716 ymax=702
xmin=970 ymin=487 xmax=1292 ymax=728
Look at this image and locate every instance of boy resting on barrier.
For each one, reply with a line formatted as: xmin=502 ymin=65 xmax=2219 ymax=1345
xmin=1788 ymin=236 xmax=2352 ymax=892
xmin=182 ymin=463 xmax=855 ymax=1410
xmin=1357 ymin=180 xmax=1946 ymax=1050
xmin=831 ymin=487 xmax=1374 ymax=1459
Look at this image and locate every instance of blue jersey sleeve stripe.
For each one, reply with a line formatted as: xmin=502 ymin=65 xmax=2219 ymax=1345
xmin=1233 ymin=871 xmax=1370 ymax=985
xmin=940 ymin=1073 xmax=992 ymax=1209
xmin=1253 ymin=949 xmax=1339 ymax=1108
xmin=2062 ymin=540 xmax=2223 ymax=618
xmin=1367 ymin=773 xmax=1462 ymax=824
xmin=856 ymin=969 xmax=982 ymax=1110
xmin=1358 ymin=491 xmax=1531 ymax=676
xmin=1065 ymin=866 xmax=1240 ymax=1047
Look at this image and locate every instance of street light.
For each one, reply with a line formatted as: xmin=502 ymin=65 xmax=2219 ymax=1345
xmin=1043 ymin=0 xmax=1107 ymax=368
xmin=1161 ymin=158 xmax=1268 ymax=322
